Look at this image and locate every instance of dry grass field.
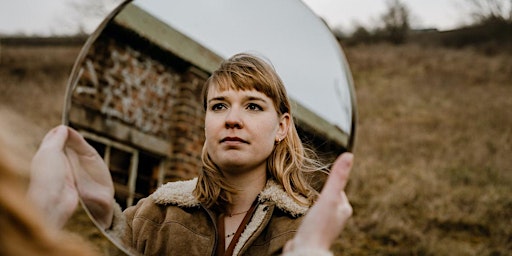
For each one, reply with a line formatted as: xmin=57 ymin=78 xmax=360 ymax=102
xmin=0 ymin=45 xmax=78 ymax=175
xmin=336 ymin=44 xmax=512 ymax=255
xmin=0 ymin=42 xmax=510 ymax=255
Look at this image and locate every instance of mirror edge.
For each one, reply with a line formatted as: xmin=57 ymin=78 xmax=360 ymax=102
xmin=61 ymin=0 xmax=134 ymax=126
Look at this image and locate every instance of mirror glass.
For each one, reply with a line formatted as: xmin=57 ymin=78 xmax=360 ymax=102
xmin=134 ymin=0 xmax=354 ymax=134
xmin=64 ymin=0 xmax=356 ymax=254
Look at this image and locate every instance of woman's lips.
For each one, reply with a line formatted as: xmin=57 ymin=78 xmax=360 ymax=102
xmin=220 ymin=137 xmax=248 ymax=144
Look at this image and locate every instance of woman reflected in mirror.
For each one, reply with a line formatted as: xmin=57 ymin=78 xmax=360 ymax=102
xmin=28 ymin=53 xmax=353 ymax=256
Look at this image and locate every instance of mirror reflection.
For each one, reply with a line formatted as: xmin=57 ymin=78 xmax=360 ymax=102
xmin=62 ymin=0 xmax=357 ymax=254
xmin=134 ymin=0 xmax=355 ymax=135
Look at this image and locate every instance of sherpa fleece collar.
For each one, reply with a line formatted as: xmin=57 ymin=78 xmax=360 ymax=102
xmin=151 ymin=178 xmax=309 ymax=217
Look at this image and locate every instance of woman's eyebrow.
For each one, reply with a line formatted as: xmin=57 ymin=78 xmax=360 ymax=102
xmin=207 ymin=96 xmax=226 ymax=103
xmin=245 ymin=96 xmax=268 ymax=103
xmin=208 ymin=95 xmax=268 ymax=103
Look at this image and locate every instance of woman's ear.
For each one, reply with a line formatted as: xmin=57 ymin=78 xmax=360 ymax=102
xmin=276 ymin=113 xmax=291 ymax=141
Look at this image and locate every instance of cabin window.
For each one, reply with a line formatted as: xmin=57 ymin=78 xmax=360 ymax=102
xmin=79 ymin=130 xmax=166 ymax=209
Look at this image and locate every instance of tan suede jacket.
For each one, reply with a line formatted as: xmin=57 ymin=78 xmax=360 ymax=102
xmin=120 ymin=178 xmax=311 ymax=256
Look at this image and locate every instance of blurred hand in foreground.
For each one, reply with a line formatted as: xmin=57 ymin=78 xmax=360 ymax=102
xmin=27 ymin=125 xmax=115 ymax=229
xmin=284 ymin=152 xmax=353 ymax=254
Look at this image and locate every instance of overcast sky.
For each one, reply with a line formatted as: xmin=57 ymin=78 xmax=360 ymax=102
xmin=303 ymin=0 xmax=476 ymax=32
xmin=0 ymin=0 xmax=487 ymax=36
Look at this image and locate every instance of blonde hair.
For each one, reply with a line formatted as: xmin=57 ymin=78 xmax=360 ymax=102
xmin=193 ymin=53 xmax=326 ymax=209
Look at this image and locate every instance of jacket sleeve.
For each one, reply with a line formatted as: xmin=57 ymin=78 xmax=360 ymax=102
xmin=104 ymin=201 xmax=128 ymax=245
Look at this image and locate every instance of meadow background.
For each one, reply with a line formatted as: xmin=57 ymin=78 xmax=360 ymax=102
xmin=1 ymin=9 xmax=511 ymax=254
xmin=337 ymin=43 xmax=511 ymax=255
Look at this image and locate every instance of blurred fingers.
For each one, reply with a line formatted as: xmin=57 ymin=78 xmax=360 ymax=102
xmin=322 ymin=152 xmax=353 ymax=197
xmin=39 ymin=125 xmax=69 ymax=150
xmin=65 ymin=127 xmax=98 ymax=157
xmin=338 ymin=191 xmax=353 ymax=220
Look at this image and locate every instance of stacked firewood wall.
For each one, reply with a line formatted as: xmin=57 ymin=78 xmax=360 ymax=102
xmin=72 ymin=35 xmax=206 ymax=181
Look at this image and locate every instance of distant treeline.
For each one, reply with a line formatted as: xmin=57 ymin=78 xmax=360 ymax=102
xmin=0 ymin=36 xmax=87 ymax=46
xmin=339 ymin=19 xmax=512 ymax=54
xmin=334 ymin=0 xmax=512 ymax=55
xmin=434 ymin=19 xmax=512 ymax=48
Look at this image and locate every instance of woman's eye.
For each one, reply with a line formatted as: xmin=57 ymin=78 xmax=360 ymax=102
xmin=247 ymin=103 xmax=263 ymax=111
xmin=211 ymin=103 xmax=226 ymax=111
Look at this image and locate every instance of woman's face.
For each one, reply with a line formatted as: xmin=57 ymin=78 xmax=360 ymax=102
xmin=204 ymin=86 xmax=289 ymax=175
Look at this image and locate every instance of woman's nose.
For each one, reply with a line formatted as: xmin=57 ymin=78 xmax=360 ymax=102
xmin=225 ymin=109 xmax=243 ymax=129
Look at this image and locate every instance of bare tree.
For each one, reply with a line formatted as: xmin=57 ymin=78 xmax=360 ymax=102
xmin=380 ymin=0 xmax=411 ymax=44
xmin=464 ymin=0 xmax=511 ymax=22
xmin=509 ymin=0 xmax=512 ymax=19
xmin=62 ymin=0 xmax=124 ymax=35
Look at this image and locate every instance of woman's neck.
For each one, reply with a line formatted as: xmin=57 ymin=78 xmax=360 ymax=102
xmin=223 ymin=171 xmax=267 ymax=214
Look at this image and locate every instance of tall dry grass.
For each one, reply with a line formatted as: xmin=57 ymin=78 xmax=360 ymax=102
xmin=0 ymin=45 xmax=77 ymax=126
xmin=0 ymin=45 xmax=79 ymax=173
xmin=335 ymin=43 xmax=512 ymax=255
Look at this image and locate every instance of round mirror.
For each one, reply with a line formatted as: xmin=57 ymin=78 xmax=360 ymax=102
xmin=64 ymin=0 xmax=357 ymax=254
